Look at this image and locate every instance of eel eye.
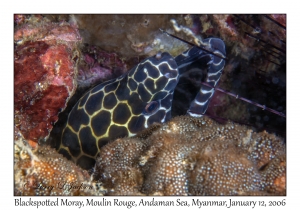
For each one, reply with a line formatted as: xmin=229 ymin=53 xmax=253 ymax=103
xmin=144 ymin=101 xmax=159 ymax=115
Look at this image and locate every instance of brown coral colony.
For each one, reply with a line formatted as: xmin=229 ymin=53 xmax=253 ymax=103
xmin=94 ymin=116 xmax=285 ymax=195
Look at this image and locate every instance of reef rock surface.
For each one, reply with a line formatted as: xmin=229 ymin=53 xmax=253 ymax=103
xmin=14 ymin=15 xmax=81 ymax=143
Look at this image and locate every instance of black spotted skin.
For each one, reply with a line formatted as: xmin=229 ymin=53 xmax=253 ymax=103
xmin=58 ymin=52 xmax=179 ymax=169
xmin=175 ymin=38 xmax=226 ymax=117
xmin=58 ymin=38 xmax=226 ymax=169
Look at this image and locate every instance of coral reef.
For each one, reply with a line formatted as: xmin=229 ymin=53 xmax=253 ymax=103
xmin=14 ymin=15 xmax=81 ymax=142
xmin=14 ymin=14 xmax=286 ymax=196
xmin=14 ymin=140 xmax=105 ymax=196
xmin=94 ymin=115 xmax=285 ymax=196
xmin=50 ymin=14 xmax=286 ymax=138
xmin=15 ymin=115 xmax=285 ymax=196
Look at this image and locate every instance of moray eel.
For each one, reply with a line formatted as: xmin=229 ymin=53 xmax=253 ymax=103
xmin=57 ymin=38 xmax=226 ymax=169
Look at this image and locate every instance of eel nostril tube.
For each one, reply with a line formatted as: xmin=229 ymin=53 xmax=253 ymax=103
xmin=155 ymin=51 xmax=162 ymax=60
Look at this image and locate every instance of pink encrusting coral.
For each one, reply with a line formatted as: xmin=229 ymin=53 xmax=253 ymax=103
xmin=14 ymin=15 xmax=81 ymax=143
xmin=77 ymin=44 xmax=128 ymax=88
